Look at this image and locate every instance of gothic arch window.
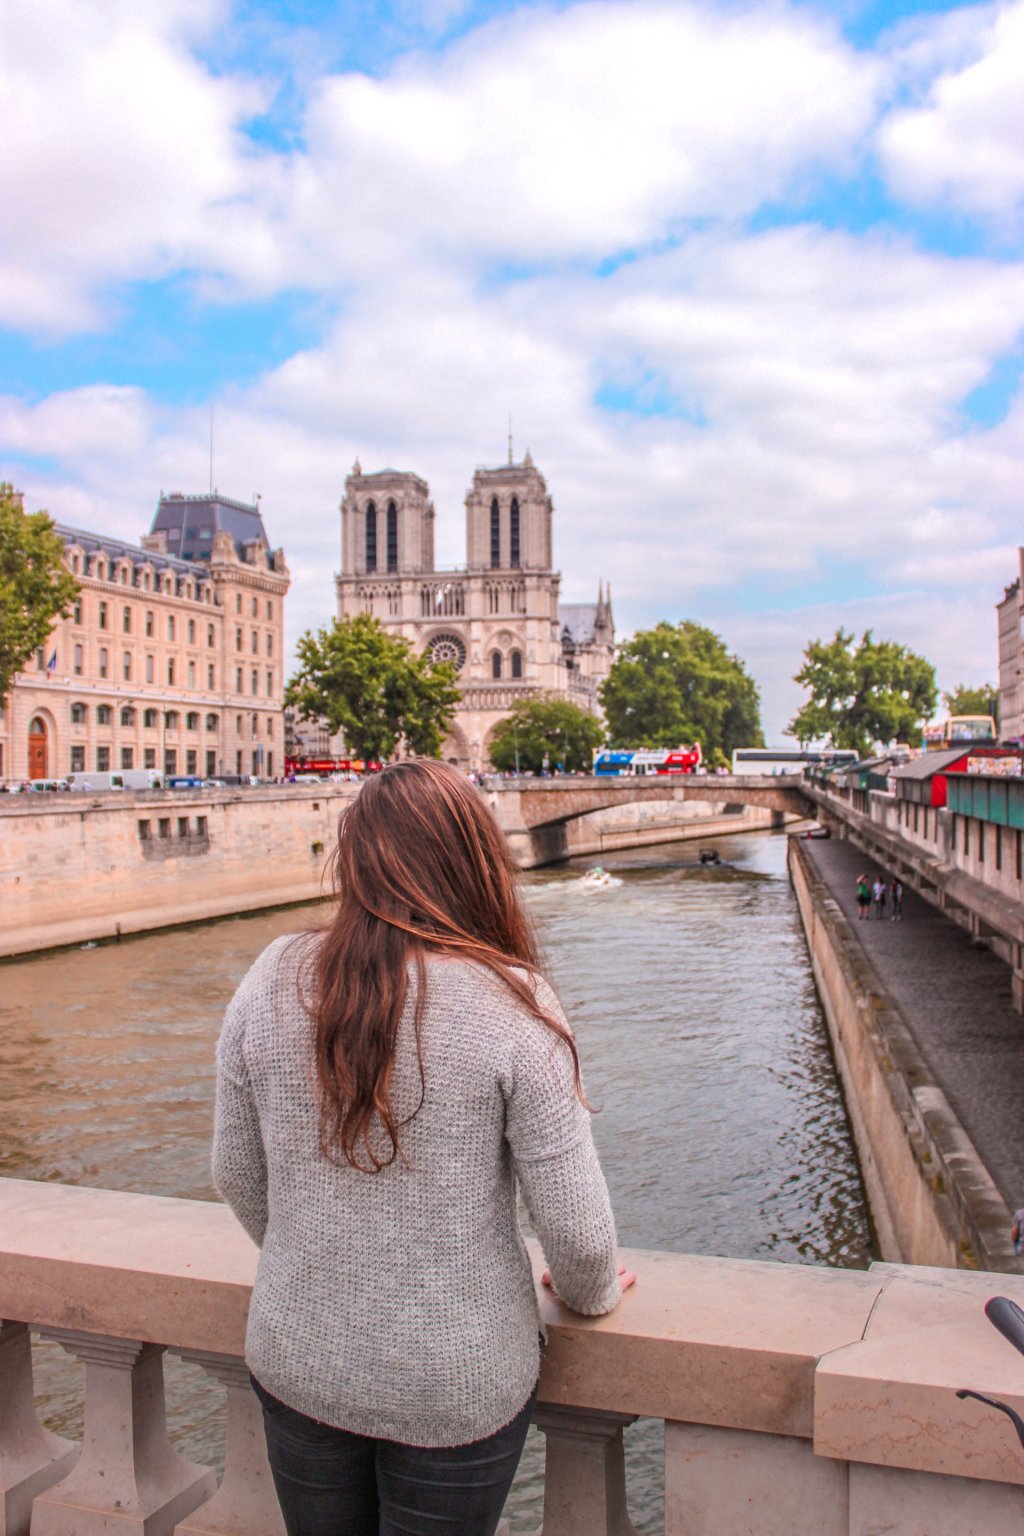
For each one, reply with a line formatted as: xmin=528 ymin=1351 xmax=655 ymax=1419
xmin=386 ymin=501 xmax=398 ymax=573
xmin=490 ymin=498 xmax=500 ymax=569
xmin=491 ymin=651 xmax=502 ymax=680
xmin=511 ymin=650 xmax=523 ymax=679
xmin=365 ymin=502 xmax=377 ymax=572
xmin=510 ymin=498 xmax=520 ymax=568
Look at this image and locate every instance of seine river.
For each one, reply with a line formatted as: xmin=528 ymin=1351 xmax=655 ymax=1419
xmin=0 ymin=829 xmax=872 ymax=1531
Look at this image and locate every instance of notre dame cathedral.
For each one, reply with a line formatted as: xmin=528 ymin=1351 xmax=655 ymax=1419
xmin=335 ymin=452 xmax=614 ymax=769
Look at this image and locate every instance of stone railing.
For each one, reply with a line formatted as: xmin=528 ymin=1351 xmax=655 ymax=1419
xmin=3 ymin=1179 xmax=1024 ymax=1535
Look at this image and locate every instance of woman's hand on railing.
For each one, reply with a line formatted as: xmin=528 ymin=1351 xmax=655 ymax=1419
xmin=542 ymin=1261 xmax=636 ymax=1295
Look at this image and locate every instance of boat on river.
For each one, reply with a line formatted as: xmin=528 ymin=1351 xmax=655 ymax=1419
xmin=579 ymin=866 xmax=614 ymax=891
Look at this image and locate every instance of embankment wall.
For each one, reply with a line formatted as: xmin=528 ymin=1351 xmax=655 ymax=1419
xmin=0 ymin=788 xmax=777 ymax=957
xmin=788 ymin=836 xmax=1019 ymax=1274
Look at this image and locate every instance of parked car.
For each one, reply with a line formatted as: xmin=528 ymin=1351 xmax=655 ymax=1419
xmin=165 ymin=775 xmax=205 ymax=790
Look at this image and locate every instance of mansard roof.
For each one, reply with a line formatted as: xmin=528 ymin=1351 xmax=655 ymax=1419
xmin=56 ymin=524 xmax=211 ymax=582
xmin=151 ymin=491 xmax=270 ymax=562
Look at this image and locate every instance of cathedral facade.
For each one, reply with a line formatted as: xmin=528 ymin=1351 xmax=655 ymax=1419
xmin=335 ymin=453 xmax=614 ymax=769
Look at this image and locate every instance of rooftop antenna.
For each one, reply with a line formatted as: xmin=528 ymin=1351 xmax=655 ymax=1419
xmin=508 ymin=412 xmax=513 ymax=466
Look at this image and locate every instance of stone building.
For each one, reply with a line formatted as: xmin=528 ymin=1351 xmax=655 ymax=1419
xmin=335 ymin=453 xmax=614 ymax=768
xmin=1 ymin=492 xmax=290 ymax=783
xmin=997 ymin=562 xmax=1023 ymax=741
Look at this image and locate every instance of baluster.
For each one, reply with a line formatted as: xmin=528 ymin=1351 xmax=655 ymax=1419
xmin=172 ymin=1352 xmax=284 ymax=1536
xmin=532 ymin=1404 xmax=638 ymax=1536
xmin=0 ymin=1321 xmax=78 ymax=1536
xmin=31 ymin=1331 xmax=216 ymax=1536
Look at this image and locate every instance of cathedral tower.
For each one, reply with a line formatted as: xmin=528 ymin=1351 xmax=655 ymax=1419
xmin=464 ymin=450 xmax=552 ymax=572
xmin=340 ymin=463 xmax=435 ymax=577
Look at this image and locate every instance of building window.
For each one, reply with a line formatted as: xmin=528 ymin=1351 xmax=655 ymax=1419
xmin=207 ymin=623 xmax=215 ymax=646
xmin=236 ymin=750 xmax=243 ymax=774
xmin=490 ymin=498 xmax=500 ymax=568
xmin=121 ymin=747 xmax=134 ymax=770
xmin=237 ymin=714 xmax=244 ymax=732
xmin=96 ymin=746 xmax=111 ymax=772
xmin=145 ymin=610 xmax=154 ymax=637
xmin=266 ymin=600 xmax=273 ymax=620
xmin=73 ymin=644 xmax=84 ymax=676
xmin=138 ymin=819 xmax=151 ymax=840
xmin=491 ymin=651 xmax=502 ymax=679
xmin=123 ymin=606 xmax=132 ymax=633
xmin=165 ymin=710 xmax=179 ymax=730
xmin=159 ymin=817 xmax=171 ymax=839
xmin=266 ymin=669 xmax=273 ymax=695
xmin=74 ymin=599 xmax=82 ymax=624
xmin=97 ymin=704 xmax=112 ymax=725
xmin=251 ymin=630 xmax=258 ymax=654
xmin=265 ymin=632 xmax=273 ymax=656
xmin=206 ymin=712 xmax=218 ymax=730
xmin=71 ymin=745 xmax=85 ymax=772
xmin=251 ymin=712 xmax=259 ymax=737
xmin=267 ymin=717 xmax=273 ymax=738
xmin=186 ymin=712 xmax=199 ymax=730
xmin=186 ymin=619 xmax=194 ymax=644
xmin=98 ymin=601 xmax=108 ymax=630
xmin=144 ymin=747 xmax=156 ymax=769
xmin=186 ymin=751 xmax=198 ymax=776
xmin=123 ymin=652 xmax=132 ymax=681
xmin=146 ymin=654 xmax=154 ymax=683
xmin=236 ymin=667 xmax=243 ymax=692
xmin=167 ymin=658 xmax=175 ymax=686
xmin=365 ymin=501 xmax=377 ymax=572
xmin=208 ymin=663 xmax=215 ymax=688
xmin=206 ymin=750 xmax=216 ymax=776
xmin=121 ymin=707 xmax=135 ymax=727
xmin=236 ymin=593 xmax=242 ymax=614
xmin=386 ymin=501 xmax=398 ymax=573
xmin=168 ymin=616 xmax=175 ymax=642
xmin=236 ymin=627 xmax=243 ymax=651
xmin=978 ymin=824 xmax=985 ymax=863
xmin=511 ymin=649 xmax=523 ymax=679
xmin=251 ymin=668 xmax=258 ymax=694
xmin=35 ymin=646 xmax=45 ymax=671
xmin=71 ymin=702 xmax=86 ymax=723
xmin=188 ymin=660 xmax=196 ymax=687
xmin=98 ymin=647 xmax=108 ymax=679
xmin=267 ymin=751 xmax=273 ymax=775
xmin=510 ymin=497 xmax=520 ymax=567
xmin=996 ymin=824 xmax=1003 ymax=871
xmin=144 ymin=708 xmax=158 ymax=728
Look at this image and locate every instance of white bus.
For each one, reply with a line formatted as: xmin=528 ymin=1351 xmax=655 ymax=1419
xmin=731 ymin=748 xmax=858 ymax=776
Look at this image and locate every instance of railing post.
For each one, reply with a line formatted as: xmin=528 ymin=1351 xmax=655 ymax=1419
xmin=30 ymin=1331 xmax=216 ymax=1536
xmin=172 ymin=1351 xmax=285 ymax=1536
xmin=532 ymin=1404 xmax=638 ymax=1536
xmin=0 ymin=1321 xmax=78 ymax=1536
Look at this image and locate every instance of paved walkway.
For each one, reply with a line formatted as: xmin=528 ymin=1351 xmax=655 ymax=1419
xmin=801 ymin=836 xmax=1024 ymax=1217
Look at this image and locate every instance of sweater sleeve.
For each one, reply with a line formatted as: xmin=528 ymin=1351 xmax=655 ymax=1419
xmin=505 ymin=982 xmax=622 ymax=1317
xmin=212 ymin=969 xmax=269 ymax=1247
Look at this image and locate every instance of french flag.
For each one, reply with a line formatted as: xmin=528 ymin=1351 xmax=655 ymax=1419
xmin=46 ymin=649 xmax=57 ymax=675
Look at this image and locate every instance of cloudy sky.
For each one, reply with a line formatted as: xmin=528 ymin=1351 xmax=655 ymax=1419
xmin=3 ymin=0 xmax=1023 ymax=737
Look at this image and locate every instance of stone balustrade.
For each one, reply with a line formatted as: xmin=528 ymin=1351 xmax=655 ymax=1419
xmin=3 ymin=1178 xmax=1024 ymax=1535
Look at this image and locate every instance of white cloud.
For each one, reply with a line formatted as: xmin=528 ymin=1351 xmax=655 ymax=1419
xmin=879 ymin=0 xmax=1024 ymax=220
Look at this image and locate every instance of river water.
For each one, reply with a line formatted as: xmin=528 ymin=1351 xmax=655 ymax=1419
xmin=0 ymin=830 xmax=872 ymax=1530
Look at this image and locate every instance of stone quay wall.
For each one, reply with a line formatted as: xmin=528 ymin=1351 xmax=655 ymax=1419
xmin=3 ymin=1178 xmax=1024 ymax=1536
xmin=0 ymin=785 xmax=780 ymax=957
xmin=788 ymin=836 xmax=1020 ymax=1275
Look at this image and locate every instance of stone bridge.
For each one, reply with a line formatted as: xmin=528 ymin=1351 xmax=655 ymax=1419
xmin=485 ymin=774 xmax=816 ymax=867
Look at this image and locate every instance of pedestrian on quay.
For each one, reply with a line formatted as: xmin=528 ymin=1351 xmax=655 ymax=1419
xmin=855 ymin=873 xmax=871 ymax=921
xmin=890 ymin=877 xmax=904 ymax=922
xmin=1012 ymin=1208 xmax=1024 ymax=1256
xmin=871 ymin=875 xmax=887 ymax=920
xmin=213 ymin=758 xmax=635 ymax=1536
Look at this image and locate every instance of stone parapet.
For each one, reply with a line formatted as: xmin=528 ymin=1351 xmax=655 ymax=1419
xmin=3 ymin=1178 xmax=1024 ymax=1534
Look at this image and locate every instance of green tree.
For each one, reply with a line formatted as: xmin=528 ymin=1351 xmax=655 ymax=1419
xmin=488 ymin=696 xmax=604 ymax=774
xmin=599 ymin=620 xmax=764 ymax=766
xmin=788 ymin=629 xmax=937 ymax=755
xmin=0 ymin=484 xmax=80 ymax=702
xmin=286 ymin=614 xmax=461 ymax=762
xmin=942 ymin=683 xmax=999 ymax=726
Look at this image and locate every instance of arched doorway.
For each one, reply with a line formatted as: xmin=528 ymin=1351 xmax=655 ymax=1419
xmin=28 ymin=717 xmax=48 ymax=779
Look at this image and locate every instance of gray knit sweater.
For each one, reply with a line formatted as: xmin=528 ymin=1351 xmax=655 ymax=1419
xmin=212 ymin=935 xmax=622 ymax=1447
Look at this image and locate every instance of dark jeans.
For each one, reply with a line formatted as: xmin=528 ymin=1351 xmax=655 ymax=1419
xmin=252 ymin=1375 xmax=537 ymax=1536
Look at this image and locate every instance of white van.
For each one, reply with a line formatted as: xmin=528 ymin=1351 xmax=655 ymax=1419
xmin=67 ymin=769 xmax=163 ymax=792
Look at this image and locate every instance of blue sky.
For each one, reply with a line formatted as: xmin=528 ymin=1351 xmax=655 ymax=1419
xmin=3 ymin=0 xmax=1023 ymax=735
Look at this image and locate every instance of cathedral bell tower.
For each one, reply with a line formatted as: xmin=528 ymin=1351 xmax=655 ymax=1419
xmin=464 ymin=449 xmax=553 ymax=573
xmin=340 ymin=462 xmax=435 ymax=577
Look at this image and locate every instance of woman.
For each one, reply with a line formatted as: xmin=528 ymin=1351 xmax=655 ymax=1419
xmin=213 ymin=759 xmax=634 ymax=1536
xmin=854 ymin=873 xmax=871 ymax=921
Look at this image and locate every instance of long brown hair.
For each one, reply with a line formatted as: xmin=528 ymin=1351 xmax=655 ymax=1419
xmin=309 ymin=758 xmax=581 ymax=1170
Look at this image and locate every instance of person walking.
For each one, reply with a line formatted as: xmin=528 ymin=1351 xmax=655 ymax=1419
xmin=890 ymin=877 xmax=904 ymax=922
xmin=855 ymin=874 xmax=871 ymax=921
xmin=1012 ymin=1208 xmax=1024 ymax=1257
xmin=213 ymin=758 xmax=634 ymax=1536
xmin=871 ymin=876 xmax=887 ymax=921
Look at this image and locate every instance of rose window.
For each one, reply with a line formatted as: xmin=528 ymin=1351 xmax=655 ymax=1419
xmin=426 ymin=633 xmax=467 ymax=673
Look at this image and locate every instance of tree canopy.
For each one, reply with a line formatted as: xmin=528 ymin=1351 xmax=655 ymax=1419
xmin=788 ymin=629 xmax=937 ymax=755
xmin=488 ymin=695 xmax=604 ymax=774
xmin=0 ymin=484 xmax=80 ymax=702
xmin=941 ymin=683 xmax=999 ymax=725
xmin=599 ymin=620 xmax=764 ymax=766
xmin=286 ymin=614 xmax=461 ymax=762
